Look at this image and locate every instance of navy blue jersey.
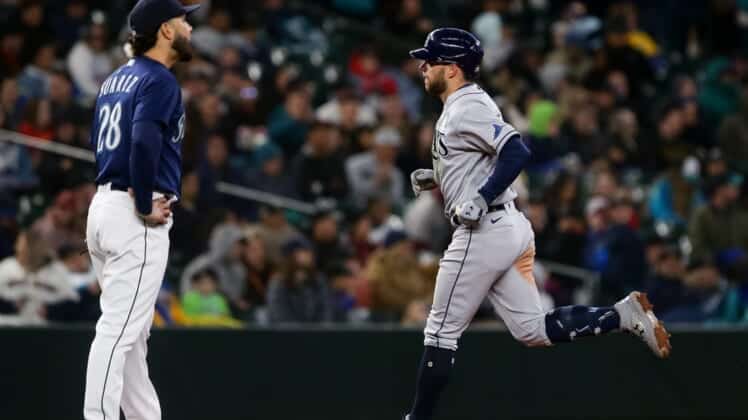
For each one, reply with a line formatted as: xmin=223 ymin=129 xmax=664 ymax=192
xmin=91 ymin=56 xmax=185 ymax=197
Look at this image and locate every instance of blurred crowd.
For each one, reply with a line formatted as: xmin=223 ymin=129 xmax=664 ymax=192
xmin=1 ymin=0 xmax=748 ymax=327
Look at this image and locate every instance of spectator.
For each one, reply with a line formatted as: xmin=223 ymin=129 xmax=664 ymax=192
xmin=49 ymin=0 xmax=90 ymax=54
xmin=688 ymin=174 xmax=748 ymax=271
xmin=315 ymin=87 xmax=377 ymax=138
xmin=184 ymin=93 xmax=231 ymax=167
xmin=234 ymin=231 xmax=274 ymax=319
xmin=698 ymin=57 xmax=741 ymax=130
xmin=35 ymin=119 xmax=93 ymax=196
xmin=348 ymin=48 xmax=398 ymax=96
xmin=196 ymin=133 xmax=245 ymax=212
xmin=17 ymin=98 xmax=53 ymax=140
xmin=365 ymin=196 xmax=405 ymax=247
xmin=717 ymin=86 xmax=748 ymax=174
xmin=17 ymin=41 xmax=55 ymax=100
xmin=346 ymin=126 xmax=406 ymax=210
xmin=30 ymin=190 xmax=82 ymax=255
xmin=47 ymin=71 xmax=86 ymax=127
xmin=600 ymin=14 xmax=654 ymax=99
xmin=180 ymin=223 xmax=247 ymax=307
xmin=347 ymin=211 xmax=375 ymax=267
xmin=0 ymin=129 xmax=37 ymax=193
xmin=326 ymin=262 xmax=362 ymax=322
xmin=528 ymin=197 xmax=586 ymax=305
xmin=66 ymin=22 xmax=113 ymax=105
xmin=648 ymin=162 xmax=702 ymax=229
xmin=645 ymin=245 xmax=688 ymax=316
xmin=0 ymin=230 xmax=72 ymax=325
xmin=0 ymin=30 xmax=25 ymax=79
xmin=182 ymin=269 xmax=233 ymax=319
xmin=654 ymin=102 xmax=691 ymax=170
xmin=1 ymin=77 xmax=24 ymax=129
xmin=308 ymin=209 xmax=350 ymax=276
xmin=245 ymin=142 xmax=297 ymax=216
xmin=190 ymin=8 xmax=242 ymax=60
xmin=41 ymin=242 xmax=100 ymax=322
xmin=377 ymin=93 xmax=411 ymax=138
xmin=543 ymin=171 xmax=583 ymax=223
xmin=267 ymin=81 xmax=313 ymax=158
xmin=583 ymin=195 xmax=646 ymax=304
xmin=403 ymin=189 xmax=450 ymax=254
xmin=397 ymin=119 xmax=435 ymax=179
xmin=169 ymin=170 xmax=209 ymax=278
xmin=365 ymin=230 xmax=433 ymax=321
xmin=471 ymin=0 xmax=507 ymax=72
xmin=15 ymin=0 xmax=50 ymax=49
xmin=385 ymin=0 xmax=433 ymax=44
xmin=253 ymin=205 xmax=303 ymax=266
xmin=560 ymin=104 xmax=607 ymax=165
xmin=660 ymin=257 xmax=731 ymax=323
xmin=607 ymin=108 xmax=645 ymax=172
xmin=291 ymin=121 xmax=349 ymax=204
xmin=267 ymin=237 xmax=332 ymax=323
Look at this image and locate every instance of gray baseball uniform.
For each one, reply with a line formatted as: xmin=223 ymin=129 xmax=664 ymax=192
xmin=423 ymin=84 xmax=550 ymax=350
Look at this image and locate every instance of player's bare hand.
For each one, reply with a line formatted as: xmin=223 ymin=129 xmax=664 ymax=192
xmin=140 ymin=198 xmax=171 ymax=226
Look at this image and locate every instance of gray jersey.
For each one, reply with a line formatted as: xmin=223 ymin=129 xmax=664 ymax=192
xmin=431 ymin=83 xmax=519 ymax=217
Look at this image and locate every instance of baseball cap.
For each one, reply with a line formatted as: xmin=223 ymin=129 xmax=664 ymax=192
xmin=373 ymin=126 xmax=401 ymax=147
xmin=281 ymin=236 xmax=312 ymax=256
xmin=585 ymin=196 xmax=609 ymax=217
xmin=383 ymin=230 xmax=408 ymax=248
xmin=129 ymin=0 xmax=201 ymax=36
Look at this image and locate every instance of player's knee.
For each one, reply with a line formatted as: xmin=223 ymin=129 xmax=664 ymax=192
xmin=508 ymin=316 xmax=549 ymax=347
xmin=423 ymin=332 xmax=459 ymax=352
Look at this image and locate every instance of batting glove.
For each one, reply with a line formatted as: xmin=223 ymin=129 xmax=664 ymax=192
xmin=410 ymin=168 xmax=437 ymax=197
xmin=452 ymin=195 xmax=488 ymax=228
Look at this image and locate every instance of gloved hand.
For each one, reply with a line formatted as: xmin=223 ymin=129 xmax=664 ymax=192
xmin=451 ymin=195 xmax=488 ymax=228
xmin=410 ymin=168 xmax=437 ymax=197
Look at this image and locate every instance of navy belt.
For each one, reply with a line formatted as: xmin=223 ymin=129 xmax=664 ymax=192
xmin=102 ymin=183 xmax=174 ymax=197
xmin=487 ymin=201 xmax=513 ymax=212
xmin=108 ymin=183 xmax=129 ymax=192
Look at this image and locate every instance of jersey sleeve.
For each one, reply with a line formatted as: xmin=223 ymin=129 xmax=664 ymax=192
xmin=132 ymin=74 xmax=180 ymax=127
xmin=456 ymin=101 xmax=519 ymax=155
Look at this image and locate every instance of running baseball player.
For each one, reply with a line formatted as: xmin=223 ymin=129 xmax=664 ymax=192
xmin=404 ymin=28 xmax=672 ymax=420
xmin=83 ymin=1 xmax=198 ymax=419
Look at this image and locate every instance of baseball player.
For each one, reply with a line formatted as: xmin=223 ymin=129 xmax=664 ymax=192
xmin=83 ymin=1 xmax=199 ymax=419
xmin=404 ymin=28 xmax=672 ymax=420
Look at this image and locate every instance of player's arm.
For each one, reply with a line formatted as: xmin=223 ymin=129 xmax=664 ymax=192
xmin=477 ymin=135 xmax=530 ymax=205
xmin=130 ymin=76 xmax=179 ymax=219
xmin=131 ymin=120 xmax=164 ymax=215
xmin=460 ymin=101 xmax=528 ymax=205
xmin=453 ymin=103 xmax=529 ymax=226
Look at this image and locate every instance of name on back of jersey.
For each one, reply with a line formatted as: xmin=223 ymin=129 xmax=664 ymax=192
xmin=99 ymin=73 xmax=139 ymax=98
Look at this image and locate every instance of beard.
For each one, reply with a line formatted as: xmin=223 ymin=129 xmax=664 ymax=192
xmin=172 ymin=33 xmax=193 ymax=62
xmin=425 ymin=69 xmax=447 ymax=96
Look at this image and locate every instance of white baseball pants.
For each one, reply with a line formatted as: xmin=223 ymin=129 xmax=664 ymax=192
xmin=84 ymin=185 xmax=172 ymax=420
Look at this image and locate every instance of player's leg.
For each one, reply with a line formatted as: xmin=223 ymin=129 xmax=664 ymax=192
xmin=84 ymin=193 xmax=170 ymax=420
xmin=407 ymin=226 xmax=510 ymax=420
xmin=120 ymin=323 xmax=161 ymax=419
xmin=489 ymin=215 xmax=671 ymax=356
xmin=119 ymin=222 xmax=170 ymax=420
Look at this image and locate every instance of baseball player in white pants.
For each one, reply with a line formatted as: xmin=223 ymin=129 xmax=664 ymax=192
xmin=84 ymin=0 xmax=199 ymax=418
xmin=404 ymin=28 xmax=671 ymax=420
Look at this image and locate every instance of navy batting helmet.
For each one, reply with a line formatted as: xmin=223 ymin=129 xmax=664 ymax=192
xmin=409 ymin=27 xmax=484 ymax=78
